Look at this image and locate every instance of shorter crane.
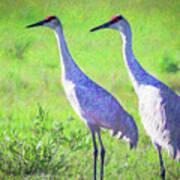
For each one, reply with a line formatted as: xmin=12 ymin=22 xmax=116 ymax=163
xmin=90 ymin=14 xmax=180 ymax=180
xmin=26 ymin=15 xmax=138 ymax=180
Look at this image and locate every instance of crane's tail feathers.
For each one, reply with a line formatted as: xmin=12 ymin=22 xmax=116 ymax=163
xmin=110 ymin=130 xmax=118 ymax=137
xmin=110 ymin=130 xmax=124 ymax=139
xmin=117 ymin=132 xmax=124 ymax=140
xmin=109 ymin=130 xmax=137 ymax=149
xmin=176 ymin=150 xmax=180 ymax=161
xmin=109 ymin=128 xmax=138 ymax=150
xmin=167 ymin=145 xmax=180 ymax=161
xmin=129 ymin=142 xmax=135 ymax=149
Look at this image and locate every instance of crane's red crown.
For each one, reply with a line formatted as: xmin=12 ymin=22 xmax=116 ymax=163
xmin=45 ymin=15 xmax=57 ymax=21
xmin=109 ymin=15 xmax=123 ymax=23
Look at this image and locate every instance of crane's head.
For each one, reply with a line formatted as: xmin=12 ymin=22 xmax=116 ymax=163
xmin=26 ymin=15 xmax=61 ymax=29
xmin=90 ymin=14 xmax=129 ymax=34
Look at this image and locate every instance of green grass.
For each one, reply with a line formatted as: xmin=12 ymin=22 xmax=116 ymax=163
xmin=0 ymin=0 xmax=180 ymax=179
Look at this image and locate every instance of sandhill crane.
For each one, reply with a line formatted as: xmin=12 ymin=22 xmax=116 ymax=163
xmin=26 ymin=15 xmax=138 ymax=180
xmin=90 ymin=14 xmax=180 ymax=180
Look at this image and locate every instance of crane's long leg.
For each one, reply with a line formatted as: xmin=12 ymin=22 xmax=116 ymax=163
xmin=97 ymin=131 xmax=105 ymax=180
xmin=91 ymin=130 xmax=98 ymax=180
xmin=156 ymin=144 xmax=165 ymax=180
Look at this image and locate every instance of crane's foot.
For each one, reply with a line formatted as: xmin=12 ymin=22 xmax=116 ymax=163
xmin=160 ymin=167 xmax=165 ymax=180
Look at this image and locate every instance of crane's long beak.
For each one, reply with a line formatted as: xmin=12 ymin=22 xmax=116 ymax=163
xmin=26 ymin=20 xmax=45 ymax=28
xmin=90 ymin=21 xmax=111 ymax=32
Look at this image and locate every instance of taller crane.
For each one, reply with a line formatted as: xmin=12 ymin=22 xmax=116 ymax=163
xmin=90 ymin=14 xmax=180 ymax=180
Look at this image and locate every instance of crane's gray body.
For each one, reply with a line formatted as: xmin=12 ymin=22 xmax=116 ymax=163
xmin=136 ymin=73 xmax=180 ymax=159
xmin=55 ymin=25 xmax=138 ymax=146
xmin=64 ymin=77 xmax=136 ymax=135
xmin=119 ymin=18 xmax=180 ymax=160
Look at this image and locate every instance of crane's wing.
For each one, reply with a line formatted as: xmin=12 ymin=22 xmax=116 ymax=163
xmin=73 ymin=82 xmax=127 ymax=129
xmin=160 ymin=87 xmax=180 ymax=159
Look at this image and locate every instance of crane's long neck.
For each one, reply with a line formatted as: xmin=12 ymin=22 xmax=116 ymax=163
xmin=120 ymin=23 xmax=159 ymax=95
xmin=54 ymin=26 xmax=84 ymax=82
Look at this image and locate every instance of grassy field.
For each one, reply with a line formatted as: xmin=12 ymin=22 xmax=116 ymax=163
xmin=0 ymin=0 xmax=180 ymax=179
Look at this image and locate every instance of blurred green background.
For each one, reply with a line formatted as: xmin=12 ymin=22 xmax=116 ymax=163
xmin=0 ymin=0 xmax=179 ymax=179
